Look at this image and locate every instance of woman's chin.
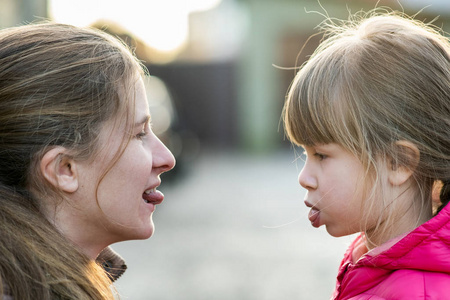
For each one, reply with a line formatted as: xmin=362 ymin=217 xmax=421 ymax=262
xmin=119 ymin=222 xmax=155 ymax=242
xmin=138 ymin=223 xmax=155 ymax=240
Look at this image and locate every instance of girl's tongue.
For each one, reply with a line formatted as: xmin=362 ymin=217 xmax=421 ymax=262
xmin=308 ymin=208 xmax=320 ymax=228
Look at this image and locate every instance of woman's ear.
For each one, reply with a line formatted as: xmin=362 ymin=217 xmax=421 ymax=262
xmin=40 ymin=147 xmax=79 ymax=193
xmin=388 ymin=140 xmax=420 ymax=186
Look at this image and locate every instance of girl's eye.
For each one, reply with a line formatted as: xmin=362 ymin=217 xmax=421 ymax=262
xmin=314 ymin=152 xmax=327 ymax=161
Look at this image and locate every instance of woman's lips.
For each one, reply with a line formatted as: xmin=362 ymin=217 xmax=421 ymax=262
xmin=305 ymin=200 xmax=320 ymax=228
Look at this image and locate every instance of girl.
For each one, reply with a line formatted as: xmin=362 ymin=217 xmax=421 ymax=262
xmin=0 ymin=23 xmax=175 ymax=299
xmin=283 ymin=11 xmax=450 ymax=299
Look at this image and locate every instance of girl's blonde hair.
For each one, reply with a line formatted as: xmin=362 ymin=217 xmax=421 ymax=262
xmin=0 ymin=22 xmax=144 ymax=299
xmin=283 ymin=11 xmax=450 ymax=243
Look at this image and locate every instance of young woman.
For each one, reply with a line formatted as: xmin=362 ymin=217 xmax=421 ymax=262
xmin=283 ymin=11 xmax=450 ymax=299
xmin=0 ymin=22 xmax=175 ymax=299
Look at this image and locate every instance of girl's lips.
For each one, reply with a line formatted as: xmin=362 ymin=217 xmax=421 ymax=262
xmin=304 ymin=200 xmax=321 ymax=228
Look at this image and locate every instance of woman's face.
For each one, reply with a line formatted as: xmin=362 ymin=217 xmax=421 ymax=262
xmin=74 ymin=77 xmax=175 ymax=250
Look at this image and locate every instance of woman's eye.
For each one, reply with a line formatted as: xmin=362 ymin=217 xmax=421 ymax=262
xmin=136 ymin=121 xmax=152 ymax=140
xmin=136 ymin=130 xmax=148 ymax=140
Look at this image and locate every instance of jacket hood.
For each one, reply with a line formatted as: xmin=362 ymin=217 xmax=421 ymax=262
xmin=335 ymin=204 xmax=450 ymax=299
xmin=369 ymin=204 xmax=450 ymax=273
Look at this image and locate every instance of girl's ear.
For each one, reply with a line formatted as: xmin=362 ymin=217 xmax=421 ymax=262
xmin=40 ymin=147 xmax=79 ymax=193
xmin=388 ymin=140 xmax=420 ymax=186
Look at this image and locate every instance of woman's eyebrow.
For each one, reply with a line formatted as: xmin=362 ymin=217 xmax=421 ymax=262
xmin=135 ymin=115 xmax=151 ymax=127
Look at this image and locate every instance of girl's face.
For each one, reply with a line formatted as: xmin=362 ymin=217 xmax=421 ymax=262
xmin=74 ymin=77 xmax=175 ymax=251
xmin=299 ymin=143 xmax=373 ymax=237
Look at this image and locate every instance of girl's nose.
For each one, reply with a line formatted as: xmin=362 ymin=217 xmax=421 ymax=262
xmin=298 ymin=166 xmax=317 ymax=190
xmin=152 ymin=136 xmax=176 ymax=174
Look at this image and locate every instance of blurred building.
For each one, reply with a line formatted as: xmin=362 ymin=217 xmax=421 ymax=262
xmin=147 ymin=0 xmax=450 ymax=152
xmin=2 ymin=0 xmax=449 ymax=152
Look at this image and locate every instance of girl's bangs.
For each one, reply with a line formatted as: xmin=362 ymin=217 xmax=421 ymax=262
xmin=284 ymin=55 xmax=356 ymax=148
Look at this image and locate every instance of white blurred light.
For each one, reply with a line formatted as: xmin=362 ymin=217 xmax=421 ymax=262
xmin=49 ymin=0 xmax=222 ymax=52
xmin=143 ymin=76 xmax=175 ymax=135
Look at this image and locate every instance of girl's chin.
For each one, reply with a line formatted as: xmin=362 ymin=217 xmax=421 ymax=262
xmin=325 ymin=226 xmax=358 ymax=238
xmin=325 ymin=226 xmax=345 ymax=237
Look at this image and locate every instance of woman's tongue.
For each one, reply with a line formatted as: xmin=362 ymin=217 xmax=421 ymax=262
xmin=143 ymin=190 xmax=164 ymax=204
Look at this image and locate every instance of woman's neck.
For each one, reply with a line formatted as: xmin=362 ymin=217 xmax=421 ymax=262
xmin=40 ymin=199 xmax=107 ymax=260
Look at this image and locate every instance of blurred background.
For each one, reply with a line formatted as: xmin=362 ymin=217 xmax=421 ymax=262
xmin=2 ymin=0 xmax=449 ymax=299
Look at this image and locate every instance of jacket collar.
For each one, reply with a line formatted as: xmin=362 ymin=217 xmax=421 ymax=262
xmin=96 ymin=247 xmax=127 ymax=282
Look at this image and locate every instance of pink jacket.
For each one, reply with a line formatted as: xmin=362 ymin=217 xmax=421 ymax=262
xmin=332 ymin=204 xmax=450 ymax=299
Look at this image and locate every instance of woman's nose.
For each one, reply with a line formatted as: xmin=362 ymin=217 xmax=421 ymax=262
xmin=298 ymin=165 xmax=317 ymax=190
xmin=152 ymin=137 xmax=176 ymax=174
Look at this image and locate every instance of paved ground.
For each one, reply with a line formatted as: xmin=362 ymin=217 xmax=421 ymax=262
xmin=112 ymin=149 xmax=354 ymax=300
